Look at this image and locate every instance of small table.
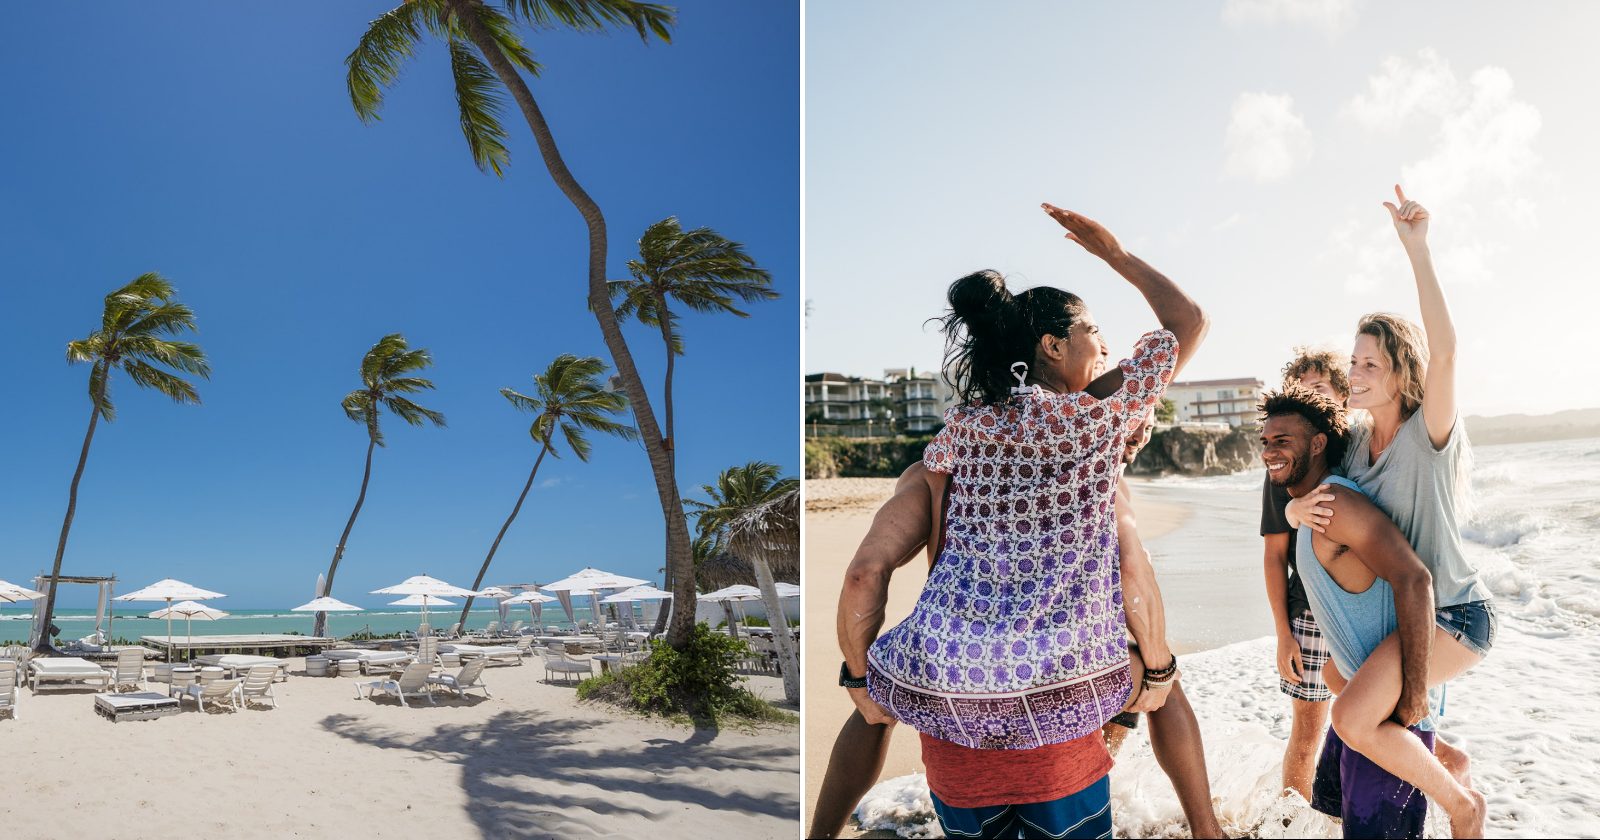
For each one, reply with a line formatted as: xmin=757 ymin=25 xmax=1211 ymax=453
xmin=593 ymin=654 xmax=625 ymax=674
xmin=94 ymin=691 xmax=181 ymax=723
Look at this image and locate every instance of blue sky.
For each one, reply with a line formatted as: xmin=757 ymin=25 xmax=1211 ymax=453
xmin=806 ymin=0 xmax=1600 ymax=417
xmin=1 ymin=2 xmax=798 ymax=609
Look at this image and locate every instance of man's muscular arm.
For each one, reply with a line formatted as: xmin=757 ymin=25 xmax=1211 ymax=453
xmin=1319 ymin=485 xmax=1434 ymax=725
xmin=838 ymin=463 xmax=937 ymax=723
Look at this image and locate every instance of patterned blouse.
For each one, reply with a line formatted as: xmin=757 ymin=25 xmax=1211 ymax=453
xmin=866 ymin=330 xmax=1178 ymax=750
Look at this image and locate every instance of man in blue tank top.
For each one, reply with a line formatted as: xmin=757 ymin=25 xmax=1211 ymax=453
xmin=1260 ymin=386 xmax=1448 ymax=839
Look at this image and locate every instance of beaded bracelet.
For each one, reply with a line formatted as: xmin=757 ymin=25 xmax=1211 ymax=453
xmin=1143 ymin=655 xmax=1178 ymax=679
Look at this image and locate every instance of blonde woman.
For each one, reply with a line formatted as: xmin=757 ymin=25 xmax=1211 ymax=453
xmin=1287 ymin=186 xmax=1492 ymax=838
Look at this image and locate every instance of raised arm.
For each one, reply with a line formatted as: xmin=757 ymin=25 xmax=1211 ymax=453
xmin=1382 ymin=185 xmax=1456 ymax=449
xmin=838 ymin=463 xmax=935 ymax=723
xmin=1116 ymin=477 xmax=1174 ymax=712
xmin=1042 ymin=203 xmax=1210 ymax=378
xmin=1320 ymin=485 xmax=1435 ymax=725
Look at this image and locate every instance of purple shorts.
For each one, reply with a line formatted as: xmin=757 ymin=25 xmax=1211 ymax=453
xmin=1312 ymin=726 xmax=1435 ymax=839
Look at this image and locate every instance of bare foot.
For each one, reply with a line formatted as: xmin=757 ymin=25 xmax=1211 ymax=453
xmin=1190 ymin=819 xmax=1227 ymax=839
xmin=1447 ymin=787 xmax=1487 ymax=839
xmin=1436 ymin=739 xmax=1473 ymax=789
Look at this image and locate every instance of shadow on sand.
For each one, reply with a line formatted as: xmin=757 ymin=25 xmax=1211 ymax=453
xmin=320 ymin=708 xmax=798 ymax=836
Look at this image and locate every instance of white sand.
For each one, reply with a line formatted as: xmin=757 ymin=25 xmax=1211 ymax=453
xmin=0 ymin=656 xmax=798 ymax=838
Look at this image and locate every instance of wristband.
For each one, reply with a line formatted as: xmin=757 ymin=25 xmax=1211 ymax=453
xmin=839 ymin=661 xmax=868 ymax=689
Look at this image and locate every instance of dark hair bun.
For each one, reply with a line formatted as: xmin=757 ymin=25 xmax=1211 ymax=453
xmin=948 ymin=270 xmax=1020 ymax=339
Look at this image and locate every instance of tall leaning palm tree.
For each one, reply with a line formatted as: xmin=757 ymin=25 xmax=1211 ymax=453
xmin=36 ymin=274 xmax=210 ymax=652
xmin=454 ymin=354 xmax=636 ymax=630
xmin=610 ymin=217 xmax=776 ymax=632
xmin=689 ymin=461 xmax=800 ymax=704
xmin=344 ymin=0 xmax=705 ymax=646
xmin=312 ymin=334 xmax=446 ymax=638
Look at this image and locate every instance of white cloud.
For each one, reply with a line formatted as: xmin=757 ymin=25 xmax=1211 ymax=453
xmin=539 ymin=477 xmax=564 ymax=489
xmin=1222 ymin=0 xmax=1357 ymax=33
xmin=1223 ymin=92 xmax=1314 ymax=183
xmin=1331 ymin=50 xmax=1542 ymax=291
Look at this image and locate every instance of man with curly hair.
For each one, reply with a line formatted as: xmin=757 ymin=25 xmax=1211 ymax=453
xmin=1261 ymin=348 xmax=1350 ymax=799
xmin=1259 ymin=386 xmax=1445 ymax=839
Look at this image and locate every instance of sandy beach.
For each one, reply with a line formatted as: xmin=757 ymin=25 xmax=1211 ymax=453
xmin=0 ymin=656 xmax=798 ymax=839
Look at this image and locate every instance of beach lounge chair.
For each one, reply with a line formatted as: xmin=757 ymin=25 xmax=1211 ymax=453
xmin=513 ymin=636 xmax=535 ymax=657
xmin=540 ymin=647 xmax=594 ymax=684
xmin=355 ymin=660 xmax=435 ymax=707
xmin=29 ymin=657 xmax=113 ymax=692
xmin=178 ymin=677 xmax=243 ymax=713
xmin=1 ymin=646 xmax=29 ymax=687
xmin=427 ymin=659 xmax=490 ymax=700
xmin=441 ymin=642 xmax=522 ymax=667
xmin=238 ymin=665 xmax=278 ymax=709
xmin=508 ymin=620 xmax=525 ymax=636
xmin=192 ymin=654 xmax=290 ymax=682
xmin=0 ymin=661 xmax=17 ymax=720
xmin=104 ymin=649 xmax=145 ymax=692
xmin=470 ymin=621 xmax=501 ymax=639
xmin=439 ymin=622 xmax=462 ymax=640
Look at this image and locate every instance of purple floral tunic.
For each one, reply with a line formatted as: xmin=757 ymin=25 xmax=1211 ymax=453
xmin=866 ymin=330 xmax=1178 ymax=749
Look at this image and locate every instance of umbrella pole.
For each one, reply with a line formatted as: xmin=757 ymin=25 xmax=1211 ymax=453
xmin=166 ymin=599 xmax=174 ymax=664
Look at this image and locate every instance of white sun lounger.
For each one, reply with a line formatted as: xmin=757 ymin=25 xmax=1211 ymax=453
xmin=0 ymin=661 xmax=17 ymax=720
xmin=29 ymin=657 xmax=113 ymax=692
xmin=440 ymin=643 xmax=524 ymax=667
xmin=322 ymin=649 xmax=413 ymax=673
xmin=355 ymin=660 xmax=435 ymax=707
xmin=192 ymin=654 xmax=290 ymax=682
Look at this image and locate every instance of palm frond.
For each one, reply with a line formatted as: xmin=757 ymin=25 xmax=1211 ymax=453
xmin=120 ymin=360 xmax=201 ymax=405
xmin=123 ymin=302 xmax=199 ymax=337
xmin=384 ymin=395 xmax=447 ymax=428
xmin=470 ymin=2 xmax=543 ymax=76
xmin=361 ymin=334 xmax=409 ymax=384
xmin=346 ymin=2 xmax=434 ymax=123
xmin=116 ymin=336 xmax=211 ymax=378
xmin=560 ymin=421 xmax=593 ymax=462
xmin=448 ymin=38 xmax=512 ymax=176
xmin=502 ymin=0 xmax=676 ymax=43
xmin=379 ymin=376 xmax=437 ymax=395
xmin=501 ymin=387 xmax=543 ymax=414
xmin=341 ymin=389 xmax=375 ymax=423
xmin=66 ymin=336 xmax=104 ymax=365
xmin=88 ymin=361 xmax=115 ymax=422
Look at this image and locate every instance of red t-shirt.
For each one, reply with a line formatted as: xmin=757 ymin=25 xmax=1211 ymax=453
xmin=920 ymin=730 xmax=1112 ymax=809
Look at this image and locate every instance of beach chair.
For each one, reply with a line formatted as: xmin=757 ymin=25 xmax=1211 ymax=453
xmin=427 ymin=658 xmax=490 ymax=700
xmin=177 ymin=677 xmax=243 ymax=713
xmin=238 ymin=665 xmax=278 ymax=709
xmin=508 ymin=620 xmax=525 ymax=636
xmin=512 ymin=636 xmax=535 ymax=657
xmin=470 ymin=620 xmax=501 ymax=639
xmin=104 ymin=649 xmax=146 ymax=693
xmin=1 ymin=646 xmax=29 ymax=687
xmin=355 ymin=660 xmax=435 ymax=707
xmin=0 ymin=661 xmax=17 ymax=720
xmin=540 ymin=647 xmax=594 ymax=684
xmin=439 ymin=622 xmax=462 ymax=640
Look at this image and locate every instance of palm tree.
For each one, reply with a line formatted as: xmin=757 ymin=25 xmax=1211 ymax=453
xmin=344 ymin=0 xmax=702 ymax=646
xmin=689 ymin=461 xmax=799 ymax=704
xmin=312 ymin=334 xmax=446 ymax=638
xmin=609 ymin=217 xmax=776 ymax=632
xmin=36 ymin=274 xmax=210 ymax=652
xmin=455 ymin=354 xmax=637 ymax=630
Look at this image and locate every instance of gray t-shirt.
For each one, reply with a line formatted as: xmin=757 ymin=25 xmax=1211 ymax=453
xmin=1343 ymin=408 xmax=1491 ymax=608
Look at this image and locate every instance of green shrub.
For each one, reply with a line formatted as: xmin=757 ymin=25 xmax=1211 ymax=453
xmin=577 ymin=624 xmax=780 ymax=725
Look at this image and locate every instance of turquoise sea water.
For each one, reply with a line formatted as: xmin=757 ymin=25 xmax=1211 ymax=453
xmin=0 ymin=603 xmax=639 ymax=645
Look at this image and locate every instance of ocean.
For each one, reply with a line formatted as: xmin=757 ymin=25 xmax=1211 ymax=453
xmin=852 ymin=436 xmax=1600 ymax=838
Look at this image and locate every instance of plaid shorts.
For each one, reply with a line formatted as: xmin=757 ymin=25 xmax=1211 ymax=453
xmin=1279 ymin=611 xmax=1332 ymax=702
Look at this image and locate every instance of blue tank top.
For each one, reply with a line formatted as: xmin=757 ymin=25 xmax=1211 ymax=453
xmin=1296 ymin=474 xmax=1440 ymax=729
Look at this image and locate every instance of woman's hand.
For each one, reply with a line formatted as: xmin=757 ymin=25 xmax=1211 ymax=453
xmin=1285 ymin=485 xmax=1335 ymax=533
xmin=1382 ymin=184 xmax=1429 ymax=249
xmin=1042 ymin=204 xmax=1128 ymax=264
xmin=847 ymin=686 xmax=898 ymax=726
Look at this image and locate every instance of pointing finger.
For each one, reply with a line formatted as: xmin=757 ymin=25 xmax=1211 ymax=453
xmin=1395 ymin=184 xmax=1408 ymax=203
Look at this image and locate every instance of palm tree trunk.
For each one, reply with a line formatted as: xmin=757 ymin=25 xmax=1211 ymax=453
xmin=650 ymin=301 xmax=677 ymax=636
xmin=751 ymin=552 xmax=799 ymax=705
xmin=313 ymin=438 xmax=376 ymax=638
xmin=457 ymin=442 xmax=551 ymax=630
xmin=453 ymin=0 xmax=697 ymax=648
xmin=35 ymin=367 xmax=106 ymax=654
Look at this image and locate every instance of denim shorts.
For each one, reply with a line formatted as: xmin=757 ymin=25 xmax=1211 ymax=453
xmin=1434 ymin=599 xmax=1495 ymax=658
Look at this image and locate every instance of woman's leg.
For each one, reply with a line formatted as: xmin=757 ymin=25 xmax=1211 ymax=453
xmin=1330 ymin=628 xmax=1486 ymax=838
xmin=1146 ymin=681 xmax=1225 ymax=838
xmin=807 ymin=710 xmax=897 ymax=838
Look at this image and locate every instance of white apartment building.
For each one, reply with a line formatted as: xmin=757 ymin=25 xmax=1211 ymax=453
xmin=804 ymin=368 xmax=956 ymax=433
xmin=1163 ymin=377 xmax=1265 ymax=427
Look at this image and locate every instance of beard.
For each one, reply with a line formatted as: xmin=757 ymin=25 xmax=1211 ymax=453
xmin=1268 ymin=448 xmax=1313 ymax=488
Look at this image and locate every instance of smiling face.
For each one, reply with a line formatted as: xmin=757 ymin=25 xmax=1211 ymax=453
xmin=1348 ymin=333 xmax=1401 ymax=412
xmin=1297 ymin=370 xmax=1343 ymax=403
xmin=1039 ymin=309 xmax=1110 ymax=392
xmin=1261 ymin=413 xmax=1326 ymax=489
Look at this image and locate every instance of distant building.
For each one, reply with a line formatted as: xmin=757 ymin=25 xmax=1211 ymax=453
xmin=804 ymin=368 xmax=956 ymax=434
xmin=1164 ymin=377 xmax=1265 ymax=427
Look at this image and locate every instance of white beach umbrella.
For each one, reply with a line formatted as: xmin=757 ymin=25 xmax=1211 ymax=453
xmin=291 ymin=596 xmax=363 ymax=636
xmin=775 ymin=582 xmax=800 ymax=598
xmin=503 ymin=589 xmax=555 ymax=629
xmin=539 ymin=567 xmax=650 ymax=592
xmin=149 ymin=601 xmax=229 ymax=662
xmin=701 ymin=584 xmax=763 ymax=602
xmin=115 ymin=579 xmax=226 ymax=663
xmin=600 ymin=585 xmax=674 ymax=604
xmin=387 ymin=594 xmax=456 ymax=626
xmin=0 ymin=579 xmax=46 ymax=604
xmin=474 ymin=587 xmax=515 ymax=626
xmin=372 ymin=575 xmax=479 ymax=597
